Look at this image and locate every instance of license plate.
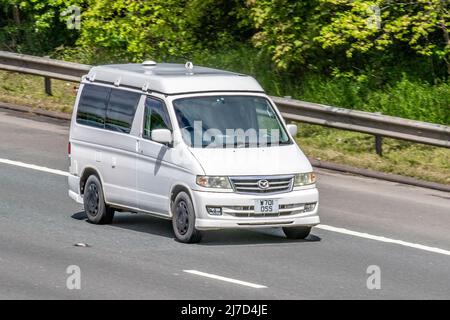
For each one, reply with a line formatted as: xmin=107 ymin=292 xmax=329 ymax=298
xmin=254 ymin=199 xmax=279 ymax=214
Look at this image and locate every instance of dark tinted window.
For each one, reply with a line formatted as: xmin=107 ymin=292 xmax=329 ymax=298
xmin=143 ymin=97 xmax=172 ymax=139
xmin=105 ymin=89 xmax=141 ymax=133
xmin=173 ymin=96 xmax=290 ymax=148
xmin=76 ymin=84 xmax=110 ymax=128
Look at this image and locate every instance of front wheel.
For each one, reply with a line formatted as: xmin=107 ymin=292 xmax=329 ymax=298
xmin=283 ymin=226 xmax=311 ymax=239
xmin=83 ymin=175 xmax=115 ymax=224
xmin=172 ymin=192 xmax=202 ymax=243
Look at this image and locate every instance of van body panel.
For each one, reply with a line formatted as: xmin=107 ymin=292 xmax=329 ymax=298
xmin=88 ymin=64 xmax=264 ymax=95
xmin=137 ymin=140 xmax=185 ymax=215
xmin=188 ymin=144 xmax=312 ymax=176
xmin=135 ymin=140 xmax=204 ymax=215
xmin=192 ymin=187 xmax=319 ymax=229
xmin=70 ymin=129 xmax=139 ymax=208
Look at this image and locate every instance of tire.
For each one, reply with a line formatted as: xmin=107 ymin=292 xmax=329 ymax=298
xmin=172 ymin=191 xmax=202 ymax=243
xmin=283 ymin=226 xmax=311 ymax=239
xmin=83 ymin=175 xmax=115 ymax=224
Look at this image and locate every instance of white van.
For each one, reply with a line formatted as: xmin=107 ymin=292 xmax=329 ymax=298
xmin=68 ymin=62 xmax=319 ymax=243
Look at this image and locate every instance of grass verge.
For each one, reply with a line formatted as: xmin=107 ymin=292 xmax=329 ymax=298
xmin=0 ymin=71 xmax=76 ymax=112
xmin=296 ymin=124 xmax=450 ymax=185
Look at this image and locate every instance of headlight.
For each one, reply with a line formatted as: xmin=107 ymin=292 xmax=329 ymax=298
xmin=294 ymin=172 xmax=316 ymax=186
xmin=196 ymin=176 xmax=232 ymax=189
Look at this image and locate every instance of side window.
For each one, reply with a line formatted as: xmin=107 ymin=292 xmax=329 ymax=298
xmin=105 ymin=89 xmax=140 ymax=133
xmin=254 ymin=98 xmax=289 ymax=143
xmin=76 ymin=84 xmax=110 ymax=128
xmin=143 ymin=97 xmax=172 ymax=139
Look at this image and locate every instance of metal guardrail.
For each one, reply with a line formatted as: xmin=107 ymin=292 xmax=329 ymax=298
xmin=0 ymin=50 xmax=449 ymax=153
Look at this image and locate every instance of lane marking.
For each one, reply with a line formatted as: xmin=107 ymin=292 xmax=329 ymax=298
xmin=0 ymin=158 xmax=69 ymax=177
xmin=1 ymin=157 xmax=450 ymax=258
xmin=316 ymin=224 xmax=450 ymax=257
xmin=183 ymin=270 xmax=267 ymax=289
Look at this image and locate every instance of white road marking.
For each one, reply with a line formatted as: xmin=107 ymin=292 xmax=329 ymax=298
xmin=0 ymin=158 xmax=69 ymax=177
xmin=316 ymin=224 xmax=450 ymax=256
xmin=1 ymin=157 xmax=450 ymax=258
xmin=183 ymin=270 xmax=267 ymax=289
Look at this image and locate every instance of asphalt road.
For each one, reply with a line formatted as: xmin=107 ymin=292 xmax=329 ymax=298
xmin=0 ymin=108 xmax=449 ymax=300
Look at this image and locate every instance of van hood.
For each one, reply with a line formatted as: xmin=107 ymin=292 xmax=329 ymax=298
xmin=189 ymin=144 xmax=312 ymax=176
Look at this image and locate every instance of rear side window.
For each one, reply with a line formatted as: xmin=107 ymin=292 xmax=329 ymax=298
xmin=143 ymin=97 xmax=172 ymax=139
xmin=76 ymin=84 xmax=110 ymax=128
xmin=76 ymin=84 xmax=140 ymax=134
xmin=105 ymin=89 xmax=140 ymax=133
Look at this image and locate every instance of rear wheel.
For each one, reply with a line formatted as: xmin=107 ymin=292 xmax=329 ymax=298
xmin=172 ymin=192 xmax=202 ymax=243
xmin=83 ymin=175 xmax=115 ymax=224
xmin=283 ymin=226 xmax=311 ymax=239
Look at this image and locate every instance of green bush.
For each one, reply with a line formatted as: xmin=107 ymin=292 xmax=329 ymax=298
xmin=1 ymin=1 xmax=449 ymax=125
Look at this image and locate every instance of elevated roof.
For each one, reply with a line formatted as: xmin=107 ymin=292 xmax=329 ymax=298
xmin=85 ymin=63 xmax=265 ymax=95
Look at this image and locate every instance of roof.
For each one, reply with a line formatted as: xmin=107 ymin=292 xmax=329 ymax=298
xmin=84 ymin=63 xmax=265 ymax=95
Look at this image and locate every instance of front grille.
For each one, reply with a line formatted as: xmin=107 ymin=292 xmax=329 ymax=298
xmin=230 ymin=175 xmax=294 ymax=194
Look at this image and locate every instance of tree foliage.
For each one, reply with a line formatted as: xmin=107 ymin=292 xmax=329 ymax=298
xmin=1 ymin=0 xmax=450 ymax=79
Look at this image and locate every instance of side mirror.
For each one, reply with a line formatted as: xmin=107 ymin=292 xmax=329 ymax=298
xmin=151 ymin=129 xmax=172 ymax=145
xmin=287 ymin=124 xmax=298 ymax=137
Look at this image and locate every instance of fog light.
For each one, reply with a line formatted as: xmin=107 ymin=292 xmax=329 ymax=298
xmin=206 ymin=206 xmax=222 ymax=216
xmin=304 ymin=203 xmax=316 ymax=212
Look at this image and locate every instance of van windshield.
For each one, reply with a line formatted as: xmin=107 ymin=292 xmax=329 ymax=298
xmin=173 ymin=95 xmax=291 ymax=148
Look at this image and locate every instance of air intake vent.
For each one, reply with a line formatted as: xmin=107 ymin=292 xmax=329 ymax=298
xmin=142 ymin=60 xmax=157 ymax=67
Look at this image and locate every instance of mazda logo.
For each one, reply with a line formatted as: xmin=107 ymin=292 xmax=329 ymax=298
xmin=257 ymin=179 xmax=270 ymax=190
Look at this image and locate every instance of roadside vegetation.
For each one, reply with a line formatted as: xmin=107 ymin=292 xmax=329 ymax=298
xmin=0 ymin=1 xmax=449 ymax=184
xmin=0 ymin=71 xmax=76 ymax=112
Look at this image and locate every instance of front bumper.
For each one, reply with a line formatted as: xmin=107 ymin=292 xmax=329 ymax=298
xmin=192 ymin=187 xmax=320 ymax=230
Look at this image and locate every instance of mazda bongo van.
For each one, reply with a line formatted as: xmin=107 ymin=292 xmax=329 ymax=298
xmin=68 ymin=61 xmax=320 ymax=243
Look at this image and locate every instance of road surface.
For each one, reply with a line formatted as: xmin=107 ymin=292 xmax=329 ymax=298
xmin=0 ymin=108 xmax=449 ymax=299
